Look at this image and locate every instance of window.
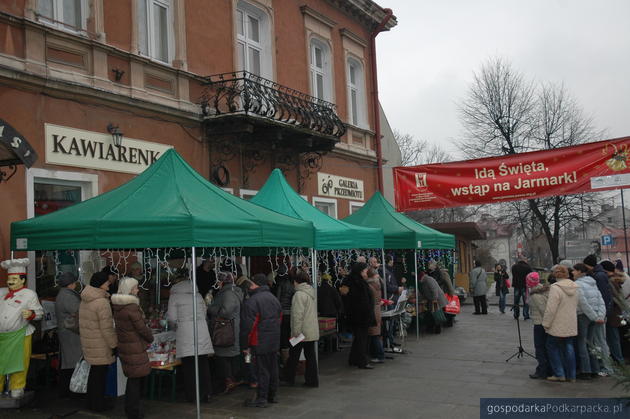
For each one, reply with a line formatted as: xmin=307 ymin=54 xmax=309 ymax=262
xmin=313 ymin=197 xmax=338 ymax=219
xmin=309 ymin=38 xmax=332 ymax=101
xmin=138 ymin=0 xmax=174 ymax=64
xmin=26 ymin=168 xmax=98 ymax=293
xmin=37 ymin=0 xmax=87 ymax=31
xmin=236 ymin=1 xmax=272 ymax=78
xmin=221 ymin=187 xmax=234 ymax=195
xmin=347 ymin=57 xmax=367 ymax=127
xmin=239 ymin=189 xmax=258 ymax=200
xmin=349 ymin=201 xmax=364 ymax=214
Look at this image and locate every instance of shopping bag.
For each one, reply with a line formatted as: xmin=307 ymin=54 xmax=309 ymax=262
xmin=431 ymin=302 xmax=447 ymax=325
xmin=445 ymin=294 xmax=461 ymax=315
xmin=69 ymin=357 xmax=90 ymax=394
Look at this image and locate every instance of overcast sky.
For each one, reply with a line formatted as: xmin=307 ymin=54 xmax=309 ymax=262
xmin=376 ymin=0 xmax=630 ymax=158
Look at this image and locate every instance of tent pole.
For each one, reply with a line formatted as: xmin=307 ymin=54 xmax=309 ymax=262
xmin=191 ymin=247 xmax=201 ymax=419
xmin=311 ymin=248 xmax=319 ymax=368
xmin=414 ymin=249 xmax=420 ymax=342
xmin=156 ymin=249 xmax=160 ymax=307
xmin=381 ymin=249 xmax=386 ymax=299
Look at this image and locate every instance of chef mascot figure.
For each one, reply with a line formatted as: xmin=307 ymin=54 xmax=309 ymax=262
xmin=0 ymin=258 xmax=43 ymax=399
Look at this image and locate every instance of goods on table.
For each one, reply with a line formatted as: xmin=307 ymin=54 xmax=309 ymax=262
xmin=318 ymin=317 xmax=336 ymax=332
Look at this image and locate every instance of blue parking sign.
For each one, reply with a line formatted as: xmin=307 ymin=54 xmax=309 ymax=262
xmin=601 ymin=235 xmax=613 ymax=246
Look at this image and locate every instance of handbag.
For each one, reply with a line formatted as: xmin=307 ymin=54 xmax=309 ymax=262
xmin=211 ymin=317 xmax=235 ymax=347
xmin=431 ymin=301 xmax=447 ymax=325
xmin=63 ymin=312 xmax=80 ymax=334
xmin=444 ymin=294 xmax=461 ymax=315
xmin=69 ymin=356 xmax=90 ymax=394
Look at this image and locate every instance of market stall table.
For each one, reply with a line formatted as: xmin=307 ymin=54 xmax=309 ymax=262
xmin=148 ymin=359 xmax=181 ymax=402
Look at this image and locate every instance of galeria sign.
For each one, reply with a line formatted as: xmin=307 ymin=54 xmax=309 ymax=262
xmin=317 ymin=172 xmax=364 ymax=200
xmin=45 ymin=124 xmax=172 ymax=174
xmin=394 ymin=137 xmax=630 ymax=211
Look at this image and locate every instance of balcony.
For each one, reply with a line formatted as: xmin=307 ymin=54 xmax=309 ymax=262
xmin=199 ymin=71 xmax=345 ymax=153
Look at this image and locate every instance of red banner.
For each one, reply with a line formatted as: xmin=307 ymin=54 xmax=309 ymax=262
xmin=394 ymin=137 xmax=630 ymax=211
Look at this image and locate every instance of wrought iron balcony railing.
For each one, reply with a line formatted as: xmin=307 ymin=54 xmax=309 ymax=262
xmin=200 ymin=71 xmax=346 ymax=139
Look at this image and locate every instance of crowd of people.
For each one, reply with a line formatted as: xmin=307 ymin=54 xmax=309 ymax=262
xmin=47 ymin=253 xmax=458 ymax=417
xmin=490 ymin=255 xmax=630 ymax=382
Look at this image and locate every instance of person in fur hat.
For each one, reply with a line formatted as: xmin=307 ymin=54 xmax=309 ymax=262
xmin=0 ymin=258 xmax=43 ymax=398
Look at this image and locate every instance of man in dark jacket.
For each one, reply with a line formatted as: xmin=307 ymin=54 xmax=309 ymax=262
xmin=511 ymin=260 xmax=532 ymax=320
xmin=241 ymin=273 xmax=282 ymax=408
xmin=195 ymin=259 xmax=216 ymax=298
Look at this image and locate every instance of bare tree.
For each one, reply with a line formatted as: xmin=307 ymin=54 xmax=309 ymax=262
xmin=459 ymin=58 xmax=603 ymax=264
xmin=394 ymin=130 xmax=451 ymax=166
xmin=459 ymin=57 xmax=537 ymax=157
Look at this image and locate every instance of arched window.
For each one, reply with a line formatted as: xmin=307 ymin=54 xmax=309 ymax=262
xmin=309 ymin=38 xmax=332 ymax=101
xmin=236 ymin=1 xmax=272 ymax=79
xmin=347 ymin=57 xmax=367 ymax=128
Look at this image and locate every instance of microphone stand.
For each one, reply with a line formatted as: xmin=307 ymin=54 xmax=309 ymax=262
xmin=506 ymin=304 xmax=535 ymax=362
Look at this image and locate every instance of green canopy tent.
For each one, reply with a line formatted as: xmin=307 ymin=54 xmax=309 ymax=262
xmin=343 ymin=191 xmax=455 ymax=250
xmin=343 ymin=191 xmax=455 ymax=340
xmin=250 ymin=168 xmax=383 ymax=314
xmin=11 ymin=150 xmax=314 ymax=250
xmin=11 ymin=149 xmax=314 ymax=418
xmin=250 ymin=168 xmax=383 ymax=250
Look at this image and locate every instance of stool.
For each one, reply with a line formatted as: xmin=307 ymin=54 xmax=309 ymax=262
xmin=148 ymin=367 xmax=177 ymax=402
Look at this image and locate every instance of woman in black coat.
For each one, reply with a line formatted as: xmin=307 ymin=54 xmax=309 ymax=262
xmin=344 ymin=262 xmax=376 ymax=369
xmin=494 ymin=264 xmax=510 ymax=314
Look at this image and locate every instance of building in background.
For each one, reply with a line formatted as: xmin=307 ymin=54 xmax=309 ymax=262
xmin=379 ymin=103 xmax=401 ymax=205
xmin=426 ymin=222 xmax=485 ymax=289
xmin=0 ymin=0 xmax=396 ymax=290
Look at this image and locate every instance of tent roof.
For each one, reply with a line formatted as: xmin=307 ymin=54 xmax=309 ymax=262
xmin=343 ymin=191 xmax=455 ymax=249
xmin=250 ymin=169 xmax=383 ymax=249
xmin=11 ymin=149 xmax=315 ymax=250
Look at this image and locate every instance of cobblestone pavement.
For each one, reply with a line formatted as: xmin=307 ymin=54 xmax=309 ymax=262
xmin=5 ymin=305 xmax=626 ymax=419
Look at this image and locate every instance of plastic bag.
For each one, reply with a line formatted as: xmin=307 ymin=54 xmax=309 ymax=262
xmin=445 ymin=294 xmax=461 ymax=315
xmin=69 ymin=357 xmax=90 ymax=394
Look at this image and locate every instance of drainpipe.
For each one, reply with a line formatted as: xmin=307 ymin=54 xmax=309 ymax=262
xmin=370 ymin=8 xmax=393 ymax=193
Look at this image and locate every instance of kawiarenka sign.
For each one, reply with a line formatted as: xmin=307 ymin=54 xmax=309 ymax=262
xmin=45 ymin=124 xmax=172 ymax=174
xmin=394 ymin=137 xmax=630 ymax=211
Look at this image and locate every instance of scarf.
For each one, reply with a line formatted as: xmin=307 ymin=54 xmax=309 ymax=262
xmin=4 ymin=286 xmax=26 ymax=300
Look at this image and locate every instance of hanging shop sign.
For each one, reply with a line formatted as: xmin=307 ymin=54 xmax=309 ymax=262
xmin=45 ymin=124 xmax=172 ymax=174
xmin=0 ymin=118 xmax=38 ymax=167
xmin=317 ymin=172 xmax=364 ymax=200
xmin=394 ymin=137 xmax=630 ymax=211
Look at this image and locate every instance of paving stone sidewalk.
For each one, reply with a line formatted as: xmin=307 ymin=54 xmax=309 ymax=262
xmin=4 ymin=306 xmax=626 ymax=419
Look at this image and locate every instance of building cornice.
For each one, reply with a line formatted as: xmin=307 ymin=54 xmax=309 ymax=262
xmin=0 ymin=63 xmax=202 ymax=125
xmin=325 ymin=0 xmax=397 ymax=31
xmin=339 ymin=28 xmax=368 ymax=48
xmin=300 ymin=5 xmax=337 ymax=28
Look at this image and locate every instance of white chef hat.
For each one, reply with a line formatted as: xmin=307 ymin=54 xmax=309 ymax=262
xmin=1 ymin=258 xmax=30 ymax=275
